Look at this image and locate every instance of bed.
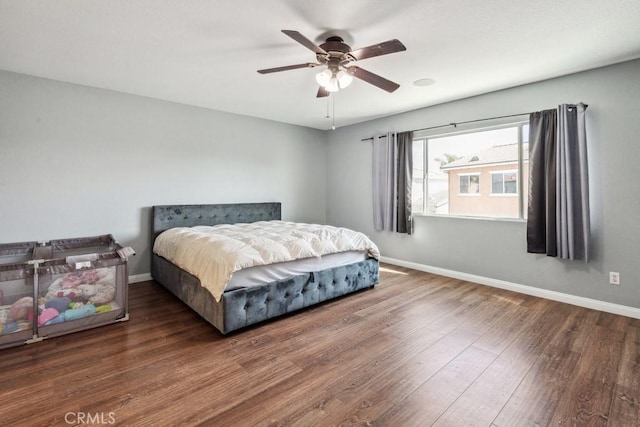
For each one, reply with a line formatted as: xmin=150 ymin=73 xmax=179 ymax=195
xmin=150 ymin=202 xmax=379 ymax=334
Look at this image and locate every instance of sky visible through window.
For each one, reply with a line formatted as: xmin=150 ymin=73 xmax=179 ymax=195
xmin=430 ymin=127 xmax=520 ymax=171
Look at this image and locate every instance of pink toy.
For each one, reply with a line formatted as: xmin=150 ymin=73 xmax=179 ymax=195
xmin=38 ymin=307 xmax=59 ymax=326
xmin=55 ymin=290 xmax=77 ymax=299
xmin=61 ymin=269 xmax=103 ymax=288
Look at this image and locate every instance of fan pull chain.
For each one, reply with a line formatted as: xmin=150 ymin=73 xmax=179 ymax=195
xmin=332 ymin=94 xmax=336 ymax=130
xmin=326 ymin=95 xmax=330 ymax=119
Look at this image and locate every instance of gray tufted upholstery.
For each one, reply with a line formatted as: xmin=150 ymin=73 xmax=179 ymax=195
xmin=152 ymin=203 xmax=281 ymax=239
xmin=152 ymin=254 xmax=378 ymax=334
xmin=222 ymin=259 xmax=378 ymax=333
xmin=150 ymin=202 xmax=379 ymax=335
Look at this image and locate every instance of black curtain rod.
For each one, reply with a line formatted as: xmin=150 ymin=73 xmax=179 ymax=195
xmin=360 ymin=103 xmax=588 ymax=141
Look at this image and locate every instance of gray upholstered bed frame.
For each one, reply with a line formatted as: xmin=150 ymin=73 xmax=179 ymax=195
xmin=150 ymin=203 xmax=379 ymax=334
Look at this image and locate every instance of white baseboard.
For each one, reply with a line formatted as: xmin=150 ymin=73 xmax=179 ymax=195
xmin=380 ymin=256 xmax=640 ymax=320
xmin=128 ymin=273 xmax=152 ymax=284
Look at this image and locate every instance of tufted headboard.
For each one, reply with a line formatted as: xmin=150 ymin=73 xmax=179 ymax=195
xmin=151 ymin=202 xmax=282 ymax=241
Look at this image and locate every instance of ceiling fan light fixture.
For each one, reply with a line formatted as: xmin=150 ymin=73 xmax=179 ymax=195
xmin=336 ymin=69 xmax=353 ymax=88
xmin=316 ymin=68 xmax=353 ymax=93
xmin=315 ymin=69 xmax=333 ymax=86
xmin=325 ymin=76 xmax=340 ymax=92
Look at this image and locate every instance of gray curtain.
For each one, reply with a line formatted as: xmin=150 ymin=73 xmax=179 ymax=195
xmin=372 ymin=132 xmax=396 ymax=232
xmin=396 ymin=131 xmax=414 ymax=234
xmin=527 ymin=103 xmax=590 ymax=261
xmin=372 ymin=131 xmax=414 ymax=234
xmin=527 ymin=108 xmax=557 ymax=256
xmin=557 ymin=103 xmax=590 ymax=261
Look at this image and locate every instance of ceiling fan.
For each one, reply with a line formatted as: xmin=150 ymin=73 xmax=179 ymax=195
xmin=257 ymin=30 xmax=406 ymax=97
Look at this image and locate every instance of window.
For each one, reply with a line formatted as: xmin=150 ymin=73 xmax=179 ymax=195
xmin=459 ymin=173 xmax=480 ymax=194
xmin=491 ymin=170 xmax=517 ymax=195
xmin=412 ymin=122 xmax=529 ymax=219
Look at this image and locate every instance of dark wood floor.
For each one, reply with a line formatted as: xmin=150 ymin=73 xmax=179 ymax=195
xmin=1 ymin=264 xmax=639 ymax=426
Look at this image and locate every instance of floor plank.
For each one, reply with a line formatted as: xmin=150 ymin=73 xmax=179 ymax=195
xmin=0 ymin=264 xmax=638 ymax=426
xmin=609 ymin=325 xmax=640 ymax=425
xmin=492 ymin=306 xmax=595 ymax=426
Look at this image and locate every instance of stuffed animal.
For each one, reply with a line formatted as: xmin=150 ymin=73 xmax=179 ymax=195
xmin=77 ymin=284 xmax=96 ymax=299
xmin=9 ymin=297 xmax=33 ymax=321
xmin=61 ymin=269 xmax=102 ymax=289
xmin=63 ymin=304 xmax=95 ymax=321
xmin=45 ymin=314 xmax=65 ymax=326
xmin=1 ymin=322 xmax=19 ymax=335
xmin=78 ymin=283 xmax=115 ymax=305
xmin=44 ymin=297 xmax=72 ymax=314
xmin=38 ymin=307 xmax=59 ymax=326
xmin=44 ymin=268 xmax=115 ymax=303
xmin=95 ymin=304 xmax=111 ymax=313
xmin=44 ymin=282 xmax=78 ymax=301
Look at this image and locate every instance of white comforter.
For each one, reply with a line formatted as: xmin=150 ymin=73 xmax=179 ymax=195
xmin=153 ymin=221 xmax=380 ymax=301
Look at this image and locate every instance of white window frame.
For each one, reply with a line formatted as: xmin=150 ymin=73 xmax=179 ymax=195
xmin=458 ymin=173 xmax=481 ymax=196
xmin=490 ymin=169 xmax=518 ymax=196
xmin=412 ymin=120 xmax=528 ymax=220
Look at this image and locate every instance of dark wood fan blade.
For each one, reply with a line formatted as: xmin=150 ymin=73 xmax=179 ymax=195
xmin=282 ymin=30 xmax=328 ymax=55
xmin=349 ymin=39 xmax=406 ymax=61
xmin=257 ymin=63 xmax=320 ymax=74
xmin=349 ymin=66 xmax=400 ymax=92
xmin=316 ymin=86 xmax=329 ymax=98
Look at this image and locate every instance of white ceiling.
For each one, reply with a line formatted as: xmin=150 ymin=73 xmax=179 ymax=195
xmin=2 ymin=1 xmax=640 ymax=130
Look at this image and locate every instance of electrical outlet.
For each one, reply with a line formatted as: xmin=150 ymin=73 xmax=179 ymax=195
xmin=609 ymin=272 xmax=621 ymax=285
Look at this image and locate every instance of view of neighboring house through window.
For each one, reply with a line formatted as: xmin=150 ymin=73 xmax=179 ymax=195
xmin=412 ymin=122 xmax=529 ymax=219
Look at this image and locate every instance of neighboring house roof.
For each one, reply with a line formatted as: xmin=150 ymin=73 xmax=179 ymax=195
xmin=440 ymin=143 xmax=529 ymax=170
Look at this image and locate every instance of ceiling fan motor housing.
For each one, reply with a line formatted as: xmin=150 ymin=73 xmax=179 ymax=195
xmin=317 ymin=36 xmax=355 ymax=69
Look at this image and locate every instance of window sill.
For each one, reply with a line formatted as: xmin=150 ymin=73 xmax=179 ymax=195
xmin=412 ymin=212 xmax=526 ymax=223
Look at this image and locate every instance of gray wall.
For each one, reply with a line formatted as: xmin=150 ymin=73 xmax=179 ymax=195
xmin=326 ymin=59 xmax=640 ymax=309
xmin=0 ymin=70 xmax=327 ymax=275
xmin=2 ymin=59 xmax=638 ymax=310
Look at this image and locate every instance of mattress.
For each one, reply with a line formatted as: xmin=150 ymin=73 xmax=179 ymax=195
xmin=226 ymin=250 xmax=367 ymax=291
xmin=153 ymin=220 xmax=380 ymax=301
